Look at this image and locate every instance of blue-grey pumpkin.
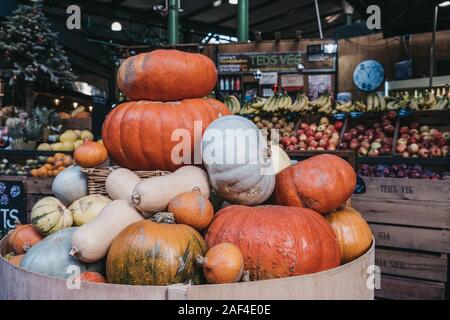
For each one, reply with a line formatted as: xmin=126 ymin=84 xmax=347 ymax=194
xmin=20 ymin=227 xmax=104 ymax=279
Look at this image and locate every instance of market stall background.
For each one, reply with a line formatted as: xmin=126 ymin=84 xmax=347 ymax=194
xmin=0 ymin=0 xmax=450 ymax=300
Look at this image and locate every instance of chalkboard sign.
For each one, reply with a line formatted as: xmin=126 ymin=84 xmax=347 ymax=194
xmin=0 ymin=179 xmax=26 ymax=237
xmin=218 ymin=52 xmax=302 ymax=73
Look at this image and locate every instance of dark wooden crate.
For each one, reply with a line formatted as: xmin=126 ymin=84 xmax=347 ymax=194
xmin=376 ymin=248 xmax=448 ymax=282
xmin=376 ymin=274 xmax=447 ymax=300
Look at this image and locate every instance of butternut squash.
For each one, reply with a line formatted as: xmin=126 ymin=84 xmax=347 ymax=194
xmin=105 ymin=168 xmax=142 ymax=201
xmin=70 ymin=199 xmax=143 ymax=263
xmin=131 ymin=166 xmax=210 ymax=217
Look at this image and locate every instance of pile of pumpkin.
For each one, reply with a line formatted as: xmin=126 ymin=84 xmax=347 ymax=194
xmin=30 ymin=153 xmax=74 ymax=178
xmin=2 ymin=50 xmax=373 ymax=288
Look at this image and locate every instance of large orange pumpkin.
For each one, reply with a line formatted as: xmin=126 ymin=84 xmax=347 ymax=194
xmin=274 ymin=154 xmax=356 ymax=214
xmin=326 ymin=207 xmax=373 ymax=264
xmin=8 ymin=223 xmax=43 ymax=255
xmin=117 ymin=49 xmax=217 ymax=102
xmin=106 ymin=212 xmax=207 ymax=286
xmin=102 ymin=99 xmax=230 ymax=171
xmin=205 ymin=205 xmax=341 ymax=280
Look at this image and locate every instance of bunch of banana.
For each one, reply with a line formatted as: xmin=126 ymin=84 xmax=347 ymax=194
xmin=309 ymin=93 xmax=333 ymax=114
xmin=335 ymin=100 xmax=353 ymax=113
xmin=262 ymin=93 xmax=292 ymax=113
xmin=224 ymin=95 xmax=241 ymax=114
xmin=365 ymin=92 xmax=387 ymax=112
xmin=239 ymin=102 xmax=263 ymax=115
xmin=429 ymin=88 xmax=449 ymax=110
xmin=353 ymin=100 xmax=367 ymax=112
xmin=249 ymin=97 xmax=267 ymax=110
xmin=288 ymin=93 xmax=310 ymax=112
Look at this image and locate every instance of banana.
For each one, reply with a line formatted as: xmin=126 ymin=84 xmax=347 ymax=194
xmin=377 ymin=93 xmax=387 ymax=111
xmin=424 ymin=92 xmax=437 ymax=108
xmin=251 ymin=97 xmax=266 ymax=109
xmin=367 ymin=93 xmax=374 ymax=111
xmin=373 ymin=93 xmax=380 ymax=111
xmin=430 ymin=97 xmax=448 ymax=110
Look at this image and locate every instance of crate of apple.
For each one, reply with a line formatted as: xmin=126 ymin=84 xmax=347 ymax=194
xmin=358 ymin=163 xmax=450 ymax=180
xmin=280 ymin=117 xmax=344 ymax=152
xmin=395 ymin=123 xmax=449 ymax=158
xmin=339 ymin=111 xmax=397 ymax=157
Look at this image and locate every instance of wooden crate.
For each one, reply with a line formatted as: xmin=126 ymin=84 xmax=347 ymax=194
xmin=353 ymin=176 xmax=450 ymax=299
xmin=376 ymin=275 xmax=447 ymax=300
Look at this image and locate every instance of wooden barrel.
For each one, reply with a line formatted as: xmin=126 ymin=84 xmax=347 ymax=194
xmin=0 ymin=236 xmax=375 ymax=300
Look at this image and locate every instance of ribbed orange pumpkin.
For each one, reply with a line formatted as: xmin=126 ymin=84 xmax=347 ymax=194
xmin=8 ymin=223 xmax=43 ymax=255
xmin=168 ymin=187 xmax=214 ymax=231
xmin=326 ymin=207 xmax=373 ymax=264
xmin=117 ymin=49 xmax=217 ymax=102
xmin=197 ymin=243 xmax=244 ymax=284
xmin=80 ymin=271 xmax=107 ymax=283
xmin=205 ymin=205 xmax=341 ymax=280
xmin=102 ymin=99 xmax=230 ymax=171
xmin=74 ymin=140 xmax=108 ymax=168
xmin=274 ymin=154 xmax=356 ymax=214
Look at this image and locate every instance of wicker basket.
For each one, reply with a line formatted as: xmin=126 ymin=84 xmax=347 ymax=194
xmin=80 ymin=167 xmax=171 ymax=196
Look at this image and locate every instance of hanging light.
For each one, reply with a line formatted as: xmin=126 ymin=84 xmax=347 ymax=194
xmin=213 ymin=0 xmax=222 ymax=7
xmin=111 ymin=21 xmax=122 ymax=32
xmin=439 ymin=1 xmax=450 ymax=7
xmin=73 ymin=102 xmax=78 ymax=109
xmin=229 ymin=0 xmax=238 ymax=5
xmin=54 ymin=98 xmax=60 ymax=106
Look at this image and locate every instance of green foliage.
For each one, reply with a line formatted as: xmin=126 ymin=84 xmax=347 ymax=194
xmin=0 ymin=3 xmax=76 ymax=89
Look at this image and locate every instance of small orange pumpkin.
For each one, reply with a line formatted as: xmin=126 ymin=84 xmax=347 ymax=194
xmin=168 ymin=187 xmax=214 ymax=231
xmin=58 ymin=112 xmax=71 ymax=119
xmin=74 ymin=111 xmax=91 ymax=119
xmin=8 ymin=222 xmax=44 ymax=254
xmin=80 ymin=271 xmax=107 ymax=283
xmin=197 ymin=243 xmax=244 ymax=284
xmin=74 ymin=140 xmax=108 ymax=168
xmin=326 ymin=207 xmax=373 ymax=264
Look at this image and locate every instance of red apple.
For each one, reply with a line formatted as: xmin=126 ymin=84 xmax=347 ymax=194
xmin=319 ymin=139 xmax=328 ymax=148
xmin=300 ymin=123 xmax=309 ymax=130
xmin=409 ymin=129 xmax=419 ymax=135
xmin=397 ymin=138 xmax=408 ymax=145
xmin=384 ymin=125 xmax=395 ymax=136
xmin=399 ymin=126 xmax=410 ymax=135
xmin=436 ymin=138 xmax=447 ymax=147
xmin=316 ymin=147 xmax=325 ymax=151
xmin=315 ymin=132 xmax=323 ymax=140
xmin=305 ymin=129 xmax=314 ymax=137
xmin=396 ymin=143 xmax=407 ymax=153
xmin=309 ymin=140 xmax=319 ymax=148
xmin=286 ymin=145 xmax=295 ymax=152
xmin=361 ymin=141 xmax=370 ymax=149
xmin=421 ymin=133 xmax=432 ymax=141
xmin=429 ymin=128 xmax=438 ymax=137
xmin=343 ymin=132 xmax=353 ymax=142
xmin=401 ymin=133 xmax=410 ymax=140
xmin=296 ymin=129 xmax=304 ymax=136
xmin=350 ymin=128 xmax=359 ymax=138
xmin=324 ymin=128 xmax=333 ymax=136
xmin=402 ymin=151 xmax=410 ymax=158
xmin=281 ymin=137 xmax=291 ymax=147
xmin=329 ymin=137 xmax=339 ymax=146
xmin=331 ymin=132 xmax=340 ymax=140
xmin=334 ymin=121 xmax=343 ymax=130
xmin=349 ymin=138 xmax=360 ymax=151
xmin=430 ymin=146 xmax=442 ymax=157
xmin=307 ymin=146 xmax=316 ymax=151
xmin=298 ymin=141 xmax=307 ymax=149
xmin=327 ymin=144 xmax=336 ymax=151
xmin=418 ymin=148 xmax=429 ymax=158
xmin=387 ymin=111 xmax=397 ymax=120
xmin=299 ymin=134 xmax=307 ymax=142
xmin=310 ymin=124 xmax=318 ymax=132
xmin=290 ymin=136 xmax=299 ymax=145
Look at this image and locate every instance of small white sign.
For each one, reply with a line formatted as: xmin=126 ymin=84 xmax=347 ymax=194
xmin=260 ymin=72 xmax=278 ymax=85
xmin=281 ymin=74 xmax=304 ymax=88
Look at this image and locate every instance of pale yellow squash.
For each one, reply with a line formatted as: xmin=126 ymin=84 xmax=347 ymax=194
xmin=69 ymin=194 xmax=112 ymax=226
xmin=132 ymin=166 xmax=210 ymax=217
xmin=105 ymin=168 xmax=141 ymax=201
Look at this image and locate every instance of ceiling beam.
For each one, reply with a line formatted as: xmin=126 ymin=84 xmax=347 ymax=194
xmin=250 ymin=0 xmax=317 ymax=28
xmin=182 ymin=0 xmax=217 ymax=19
xmin=263 ymin=8 xmax=343 ymax=34
xmin=213 ymin=0 xmax=283 ymax=25
xmin=44 ymin=0 xmax=234 ymax=37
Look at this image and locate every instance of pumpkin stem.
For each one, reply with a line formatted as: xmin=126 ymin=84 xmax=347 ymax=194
xmin=151 ymin=212 xmax=175 ymax=224
xmin=14 ymin=220 xmax=22 ymax=226
xmin=192 ymin=186 xmax=201 ymax=193
xmin=196 ymin=255 xmax=208 ymax=267
xmin=131 ymin=191 xmax=140 ymax=205
xmin=69 ymin=247 xmax=80 ymax=257
xmin=241 ymin=270 xmax=251 ymax=282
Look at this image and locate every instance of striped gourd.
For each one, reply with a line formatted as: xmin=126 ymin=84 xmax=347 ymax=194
xmin=31 ymin=197 xmax=73 ymax=236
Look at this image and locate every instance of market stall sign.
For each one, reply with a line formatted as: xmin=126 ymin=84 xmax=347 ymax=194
xmin=218 ymin=52 xmax=302 ymax=73
xmin=281 ymin=74 xmax=304 ymax=90
xmin=0 ymin=179 xmax=26 ymax=237
xmin=260 ymin=72 xmax=278 ymax=85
